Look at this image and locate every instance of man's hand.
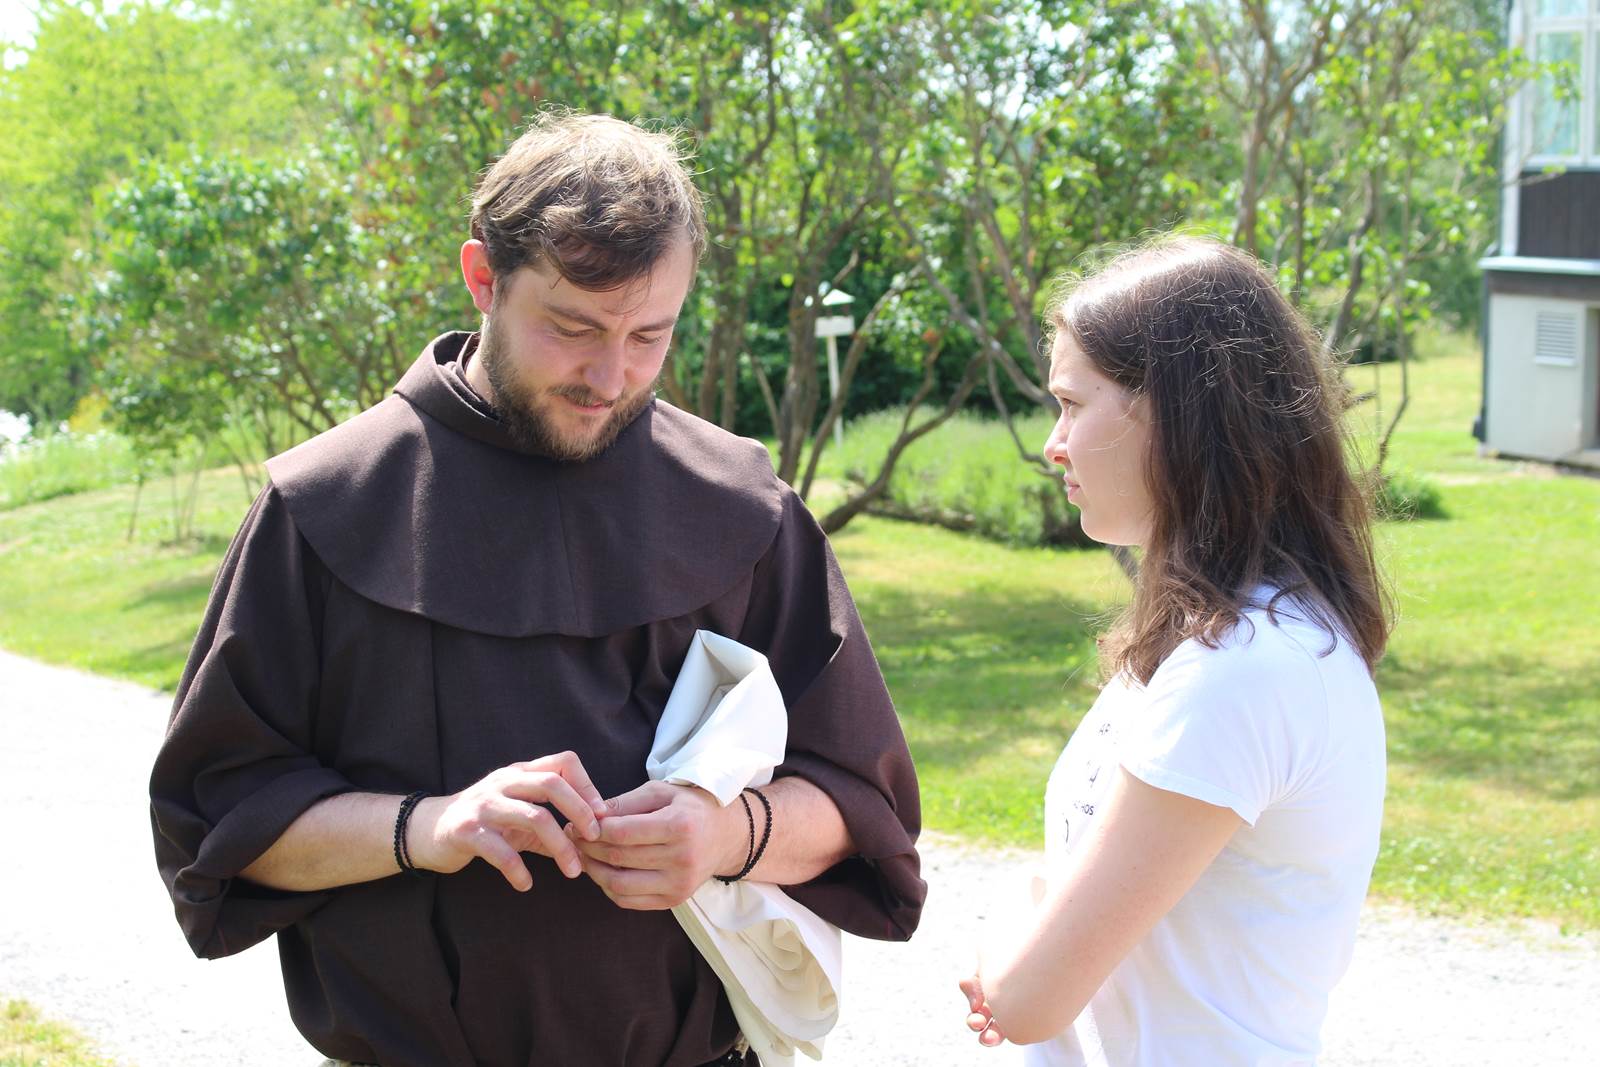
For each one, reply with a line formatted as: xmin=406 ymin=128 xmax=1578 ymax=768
xmin=570 ymin=780 xmax=748 ymax=910
xmin=409 ymin=751 xmax=608 ymax=892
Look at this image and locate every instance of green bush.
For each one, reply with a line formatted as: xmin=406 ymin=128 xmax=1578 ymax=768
xmin=1377 ymin=468 xmax=1447 ymax=520
xmin=822 ymin=407 xmax=1448 ymax=539
xmin=824 ymin=407 xmax=1091 ymax=547
xmin=0 ymin=430 xmax=144 ymax=510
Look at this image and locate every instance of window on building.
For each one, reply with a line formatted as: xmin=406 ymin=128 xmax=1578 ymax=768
xmin=1594 ymin=26 xmax=1600 ymax=151
xmin=1526 ymin=0 xmax=1599 ymax=164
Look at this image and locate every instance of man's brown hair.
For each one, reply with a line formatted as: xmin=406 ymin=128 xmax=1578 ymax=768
xmin=1049 ymin=236 xmax=1392 ymax=683
xmin=469 ymin=111 xmax=707 ymax=291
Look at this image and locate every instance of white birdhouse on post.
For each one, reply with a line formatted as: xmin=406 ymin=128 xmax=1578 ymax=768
xmin=814 ymin=288 xmax=855 ymax=448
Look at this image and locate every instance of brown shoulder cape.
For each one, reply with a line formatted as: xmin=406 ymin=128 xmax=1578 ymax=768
xmin=265 ymin=331 xmax=784 ymax=638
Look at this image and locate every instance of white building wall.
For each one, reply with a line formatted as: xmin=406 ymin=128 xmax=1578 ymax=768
xmin=1500 ymin=0 xmax=1524 ymax=256
xmin=1485 ymin=293 xmax=1597 ymax=461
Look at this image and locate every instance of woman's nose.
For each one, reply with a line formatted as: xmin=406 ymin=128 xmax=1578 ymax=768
xmin=1043 ymin=424 xmax=1068 ymax=467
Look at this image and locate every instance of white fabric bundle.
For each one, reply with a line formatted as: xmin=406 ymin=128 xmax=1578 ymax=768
xmin=647 ymin=630 xmax=843 ymax=1066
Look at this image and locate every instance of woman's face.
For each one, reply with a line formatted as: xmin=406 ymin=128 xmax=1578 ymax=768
xmin=1042 ymin=331 xmax=1155 ymax=548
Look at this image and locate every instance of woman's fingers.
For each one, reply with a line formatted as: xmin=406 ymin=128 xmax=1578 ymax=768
xmin=959 ymin=974 xmax=1005 ymax=1045
xmin=960 ymin=974 xmax=991 ymax=1033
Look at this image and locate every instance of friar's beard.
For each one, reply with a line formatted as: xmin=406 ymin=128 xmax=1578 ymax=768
xmin=476 ymin=311 xmax=657 ymax=462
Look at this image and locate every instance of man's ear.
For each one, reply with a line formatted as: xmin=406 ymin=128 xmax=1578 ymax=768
xmin=461 ymin=240 xmax=497 ymax=315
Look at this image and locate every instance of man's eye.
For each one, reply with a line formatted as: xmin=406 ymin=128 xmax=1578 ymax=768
xmin=555 ymin=326 xmax=591 ymax=339
xmin=634 ymin=334 xmax=665 ymax=346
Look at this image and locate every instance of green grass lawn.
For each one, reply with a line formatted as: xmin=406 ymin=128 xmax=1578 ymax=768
xmin=829 ymin=517 xmax=1129 ymax=841
xmin=844 ymin=332 xmax=1599 ymax=930
xmin=0 ymin=471 xmax=258 ymax=689
xmin=1 ymin=330 xmax=1596 ymax=928
xmin=1 ymin=1001 xmax=118 ymax=1067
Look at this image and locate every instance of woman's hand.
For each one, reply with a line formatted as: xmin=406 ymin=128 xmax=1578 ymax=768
xmin=960 ymin=972 xmax=1007 ymax=1047
xmin=973 ymin=769 xmax=1244 ymax=1045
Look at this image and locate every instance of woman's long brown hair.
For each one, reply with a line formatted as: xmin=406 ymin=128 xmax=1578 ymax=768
xmin=1051 ymin=237 xmax=1392 ymax=683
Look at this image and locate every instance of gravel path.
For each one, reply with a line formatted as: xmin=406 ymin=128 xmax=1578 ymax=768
xmin=3 ymin=648 xmax=1596 ymax=1066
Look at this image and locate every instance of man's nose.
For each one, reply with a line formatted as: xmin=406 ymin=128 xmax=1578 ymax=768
xmin=583 ymin=341 xmax=627 ymax=401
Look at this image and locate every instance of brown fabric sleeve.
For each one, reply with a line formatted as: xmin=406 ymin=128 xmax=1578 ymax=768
xmin=738 ymin=489 xmax=926 ymax=942
xmin=149 ymin=484 xmax=354 ymax=959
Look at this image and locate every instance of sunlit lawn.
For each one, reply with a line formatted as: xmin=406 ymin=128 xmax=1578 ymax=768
xmin=830 ymin=516 xmax=1128 ymax=842
xmin=0 ymin=471 xmax=254 ymax=689
xmin=0 ymin=1000 xmax=118 ymax=1067
xmin=0 ymin=331 xmax=1596 ymax=927
xmin=832 ymin=333 xmax=1600 ymax=929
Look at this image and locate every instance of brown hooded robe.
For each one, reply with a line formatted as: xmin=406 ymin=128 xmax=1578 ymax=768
xmin=149 ymin=332 xmax=925 ymax=1067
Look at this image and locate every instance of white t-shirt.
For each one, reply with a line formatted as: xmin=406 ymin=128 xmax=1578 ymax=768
xmin=1026 ymin=590 xmax=1386 ymax=1067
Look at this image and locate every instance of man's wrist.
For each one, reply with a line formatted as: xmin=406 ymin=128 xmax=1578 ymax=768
xmin=393 ymin=790 xmax=429 ymax=875
xmin=405 ymin=796 xmax=447 ymax=873
xmin=713 ymin=789 xmax=756 ymax=879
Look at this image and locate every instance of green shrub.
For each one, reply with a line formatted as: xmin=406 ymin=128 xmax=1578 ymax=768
xmin=0 ymin=430 xmax=144 ymax=510
xmin=1377 ymin=468 xmax=1447 ymax=520
xmin=823 ymin=407 xmax=1091 ymax=547
xmin=822 ymin=407 xmax=1448 ymax=538
xmin=0 ymin=403 xmax=303 ymax=512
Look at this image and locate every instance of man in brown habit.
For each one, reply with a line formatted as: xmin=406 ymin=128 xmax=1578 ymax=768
xmin=149 ymin=112 xmax=925 ymax=1066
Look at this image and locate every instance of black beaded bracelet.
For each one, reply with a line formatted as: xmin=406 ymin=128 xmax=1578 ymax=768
xmin=714 ymin=791 xmax=756 ymax=884
xmin=745 ymin=786 xmax=773 ymax=874
xmin=393 ymin=790 xmax=428 ymax=876
xmin=715 ymin=787 xmax=773 ymax=884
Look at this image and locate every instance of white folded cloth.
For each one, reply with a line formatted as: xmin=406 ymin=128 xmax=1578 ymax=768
xmin=648 ymin=630 xmax=843 ymax=1066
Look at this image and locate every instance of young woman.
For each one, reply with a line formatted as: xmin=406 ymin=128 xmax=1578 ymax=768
xmin=961 ymin=237 xmax=1390 ymax=1065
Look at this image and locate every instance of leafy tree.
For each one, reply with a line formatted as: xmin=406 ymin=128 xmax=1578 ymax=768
xmin=18 ymin=0 xmax=1536 ymax=548
xmin=337 ymin=0 xmax=993 ymax=529
xmin=0 ymin=0 xmax=334 ymax=424
xmin=88 ymin=154 xmax=402 ymax=459
xmin=1191 ymin=0 xmax=1533 ymax=467
xmin=863 ymin=0 xmax=1208 ymax=557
